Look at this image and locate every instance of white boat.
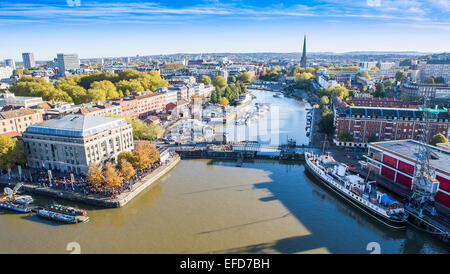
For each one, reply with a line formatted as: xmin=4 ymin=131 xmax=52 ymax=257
xmin=14 ymin=195 xmax=34 ymax=205
xmin=304 ymin=152 xmax=408 ymax=228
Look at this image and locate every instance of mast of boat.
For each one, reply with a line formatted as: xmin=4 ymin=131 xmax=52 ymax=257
xmin=321 ymin=134 xmax=328 ymax=157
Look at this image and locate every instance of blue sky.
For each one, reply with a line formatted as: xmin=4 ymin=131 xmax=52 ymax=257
xmin=1 ymin=0 xmax=450 ymax=60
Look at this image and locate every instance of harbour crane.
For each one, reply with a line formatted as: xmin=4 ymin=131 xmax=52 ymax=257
xmin=407 ymin=97 xmax=446 ymax=218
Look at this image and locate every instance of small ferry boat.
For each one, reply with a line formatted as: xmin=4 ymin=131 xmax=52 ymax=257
xmin=14 ymin=195 xmax=34 ymax=205
xmin=36 ymin=208 xmax=89 ymax=224
xmin=0 ymin=200 xmax=32 ymax=213
xmin=304 ymin=152 xmax=408 ymax=228
xmin=46 ymin=204 xmax=87 ymax=216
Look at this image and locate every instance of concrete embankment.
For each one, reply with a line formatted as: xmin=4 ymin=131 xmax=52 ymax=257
xmin=0 ymin=155 xmax=181 ymax=208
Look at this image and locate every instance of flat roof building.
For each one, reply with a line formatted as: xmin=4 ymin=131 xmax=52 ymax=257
xmin=366 ymin=139 xmax=450 ymax=209
xmin=22 ymin=115 xmax=133 ymax=174
xmin=57 ymin=53 xmax=80 ymax=73
xmin=22 ymin=52 xmax=35 ymax=69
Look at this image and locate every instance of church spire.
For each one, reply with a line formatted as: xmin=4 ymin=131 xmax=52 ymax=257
xmin=300 ymin=35 xmax=307 ymax=68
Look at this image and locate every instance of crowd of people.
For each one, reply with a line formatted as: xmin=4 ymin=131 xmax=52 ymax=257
xmin=18 ymin=160 xmax=165 ymax=199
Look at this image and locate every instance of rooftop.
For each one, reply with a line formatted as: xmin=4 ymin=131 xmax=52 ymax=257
xmin=25 ymin=114 xmax=127 ymax=137
xmin=370 ymin=139 xmax=450 ymax=174
xmin=0 ymin=108 xmax=37 ymax=119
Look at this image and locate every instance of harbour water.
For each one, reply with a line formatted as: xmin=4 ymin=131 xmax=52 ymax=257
xmin=223 ymin=90 xmax=310 ymax=146
xmin=0 ymin=90 xmax=448 ymax=254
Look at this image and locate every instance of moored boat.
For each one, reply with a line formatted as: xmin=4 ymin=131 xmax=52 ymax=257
xmin=14 ymin=195 xmax=34 ymax=205
xmin=36 ymin=208 xmax=89 ymax=224
xmin=304 ymin=152 xmax=408 ymax=228
xmin=0 ymin=200 xmax=31 ymax=213
xmin=46 ymin=204 xmax=87 ymax=216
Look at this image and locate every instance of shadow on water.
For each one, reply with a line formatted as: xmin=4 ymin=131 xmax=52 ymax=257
xmin=199 ymin=213 xmax=292 ymax=235
xmin=213 ymin=159 xmax=447 ymax=254
xmin=20 ymin=214 xmax=66 ymax=227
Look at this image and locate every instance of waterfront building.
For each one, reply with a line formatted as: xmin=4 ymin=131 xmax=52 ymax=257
xmin=22 ymin=114 xmax=133 ymax=174
xmin=57 ymin=53 xmax=80 ymax=73
xmin=365 ymin=139 xmax=450 ymax=210
xmin=348 ymin=97 xmax=419 ymax=109
xmin=22 ymin=53 xmax=35 ymax=69
xmin=0 ymin=108 xmax=43 ymax=135
xmin=334 ymin=106 xmax=450 ymax=147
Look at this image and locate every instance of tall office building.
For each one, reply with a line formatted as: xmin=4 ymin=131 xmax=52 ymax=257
xmin=57 ymin=53 xmax=80 ymax=73
xmin=4 ymin=59 xmax=15 ymax=70
xmin=300 ymin=35 xmax=307 ymax=68
xmin=22 ymin=52 xmax=35 ymax=69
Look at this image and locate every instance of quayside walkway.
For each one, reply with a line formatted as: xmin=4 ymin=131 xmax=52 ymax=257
xmin=0 ymin=155 xmax=180 ymax=208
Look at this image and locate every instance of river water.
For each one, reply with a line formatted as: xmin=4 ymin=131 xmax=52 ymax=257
xmin=0 ymin=91 xmax=448 ymax=254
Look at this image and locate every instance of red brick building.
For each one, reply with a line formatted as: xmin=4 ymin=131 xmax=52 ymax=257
xmin=365 ymin=140 xmax=450 ymax=210
xmin=348 ymin=97 xmax=419 ymax=109
xmin=334 ymin=106 xmax=450 ymax=147
xmin=113 ymin=92 xmax=166 ymax=120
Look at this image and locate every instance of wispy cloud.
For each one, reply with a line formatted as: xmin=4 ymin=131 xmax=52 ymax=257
xmin=0 ymin=0 xmax=447 ymax=27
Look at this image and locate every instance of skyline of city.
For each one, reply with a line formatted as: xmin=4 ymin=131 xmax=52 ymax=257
xmin=1 ymin=0 xmax=450 ymax=60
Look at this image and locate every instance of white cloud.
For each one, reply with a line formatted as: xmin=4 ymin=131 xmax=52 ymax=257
xmin=367 ymin=0 xmax=382 ymax=7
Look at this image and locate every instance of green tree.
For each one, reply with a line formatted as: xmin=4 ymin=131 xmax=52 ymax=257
xmin=237 ymin=72 xmax=252 ymax=83
xmin=116 ymin=79 xmax=145 ymax=96
xmin=374 ymin=83 xmax=385 ymax=98
xmin=228 ymin=76 xmax=236 ymax=83
xmin=213 ymin=76 xmax=227 ymax=90
xmin=395 ymin=71 xmax=405 ymax=82
xmin=430 ymin=133 xmax=448 ymax=146
xmin=425 ymin=77 xmax=435 ymax=84
xmin=338 ymin=131 xmax=352 ymax=142
xmin=368 ymin=134 xmax=378 ymax=143
xmin=200 ymin=75 xmax=212 ymax=85
xmin=87 ymin=80 xmax=120 ymax=101
xmin=319 ymin=96 xmax=329 ymax=107
xmin=127 ymin=119 xmax=163 ymax=140
xmin=318 ymin=107 xmax=334 ymax=136
xmin=55 ymin=81 xmax=88 ymax=104
xmin=0 ymin=136 xmax=27 ymax=170
xmin=383 ymin=79 xmax=394 ymax=89
xmin=117 ymin=151 xmax=134 ymax=166
xmin=9 ymin=76 xmax=73 ymax=102
xmin=360 ymin=70 xmax=371 ymax=79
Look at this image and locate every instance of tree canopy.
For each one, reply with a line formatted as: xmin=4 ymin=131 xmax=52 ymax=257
xmin=9 ymin=69 xmax=168 ymax=104
xmin=237 ymin=72 xmax=252 ymax=83
xmin=430 ymin=133 xmax=448 ymax=146
xmin=200 ymin=75 xmax=212 ymax=85
xmin=213 ymin=76 xmax=227 ymax=90
xmin=338 ymin=131 xmax=352 ymax=142
xmin=0 ymin=136 xmax=27 ymax=170
xmin=127 ymin=118 xmax=163 ymax=141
